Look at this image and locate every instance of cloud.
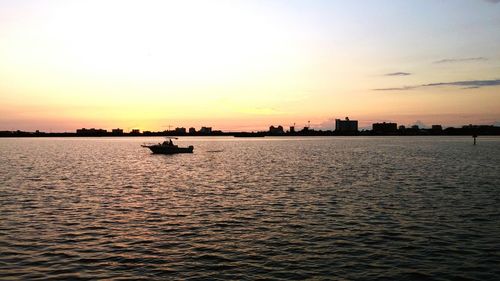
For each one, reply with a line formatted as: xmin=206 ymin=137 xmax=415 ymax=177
xmin=433 ymin=57 xmax=487 ymax=64
xmin=373 ymin=79 xmax=500 ymax=91
xmin=374 ymin=86 xmax=417 ymax=91
xmin=384 ymin=72 xmax=411 ymax=76
xmin=484 ymin=0 xmax=500 ymax=3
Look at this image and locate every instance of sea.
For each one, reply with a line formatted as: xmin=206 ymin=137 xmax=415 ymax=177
xmin=1 ymin=136 xmax=499 ymax=280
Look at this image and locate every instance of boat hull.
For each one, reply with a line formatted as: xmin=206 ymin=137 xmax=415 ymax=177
xmin=145 ymin=145 xmax=194 ymax=154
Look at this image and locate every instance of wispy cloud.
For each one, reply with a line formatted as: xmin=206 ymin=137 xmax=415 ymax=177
xmin=374 ymin=86 xmax=416 ymax=91
xmin=433 ymin=57 xmax=488 ymax=64
xmin=384 ymin=72 xmax=411 ymax=76
xmin=373 ymin=79 xmax=500 ymax=91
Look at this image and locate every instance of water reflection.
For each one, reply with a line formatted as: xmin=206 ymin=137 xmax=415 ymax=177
xmin=1 ymin=137 xmax=499 ymax=280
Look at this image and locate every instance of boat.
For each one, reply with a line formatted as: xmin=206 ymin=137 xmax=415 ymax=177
xmin=141 ymin=138 xmax=194 ymax=154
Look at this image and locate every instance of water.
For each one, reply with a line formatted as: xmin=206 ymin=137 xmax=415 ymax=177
xmin=1 ymin=136 xmax=499 ymax=280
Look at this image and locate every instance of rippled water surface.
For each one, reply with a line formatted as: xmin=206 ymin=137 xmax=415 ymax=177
xmin=1 ymin=136 xmax=500 ymax=280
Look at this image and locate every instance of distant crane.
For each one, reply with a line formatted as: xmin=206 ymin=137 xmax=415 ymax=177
xmin=161 ymin=124 xmax=173 ymax=132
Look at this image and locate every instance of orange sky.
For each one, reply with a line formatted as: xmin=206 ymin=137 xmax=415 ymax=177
xmin=1 ymin=0 xmax=499 ymax=132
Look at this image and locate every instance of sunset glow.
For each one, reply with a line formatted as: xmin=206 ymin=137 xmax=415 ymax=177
xmin=1 ymin=0 xmax=499 ymax=131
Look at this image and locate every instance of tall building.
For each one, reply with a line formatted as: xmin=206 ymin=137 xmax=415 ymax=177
xmin=335 ymin=117 xmax=358 ymax=133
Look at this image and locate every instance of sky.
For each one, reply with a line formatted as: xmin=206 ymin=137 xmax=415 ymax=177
xmin=1 ymin=0 xmax=499 ymax=132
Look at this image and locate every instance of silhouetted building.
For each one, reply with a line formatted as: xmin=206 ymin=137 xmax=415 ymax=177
xmin=188 ymin=127 xmax=196 ymax=134
xmin=431 ymin=125 xmax=442 ymax=131
xmin=431 ymin=125 xmax=443 ymax=135
xmin=289 ymin=126 xmax=295 ymax=133
xmin=403 ymin=125 xmax=420 ymax=135
xmin=76 ymin=128 xmax=107 ymax=136
xmin=269 ymin=125 xmax=284 ymax=135
xmin=372 ymin=122 xmax=398 ymax=134
xmin=199 ymin=127 xmax=212 ymax=134
xmin=112 ymin=128 xmax=123 ymax=136
xmin=300 ymin=126 xmax=310 ymax=133
xmin=175 ymin=127 xmax=186 ymax=135
xmin=445 ymin=124 xmax=500 ymax=135
xmin=130 ymin=129 xmax=141 ymax=135
xmin=335 ymin=117 xmax=358 ymax=133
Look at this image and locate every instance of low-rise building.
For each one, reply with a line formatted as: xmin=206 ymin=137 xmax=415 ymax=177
xmin=175 ymin=127 xmax=187 ymax=135
xmin=76 ymin=128 xmax=107 ymax=136
xmin=372 ymin=122 xmax=398 ymax=134
xmin=112 ymin=128 xmax=123 ymax=135
xmin=199 ymin=127 xmax=212 ymax=134
xmin=269 ymin=125 xmax=284 ymax=135
xmin=130 ymin=129 xmax=141 ymax=135
xmin=431 ymin=125 xmax=442 ymax=131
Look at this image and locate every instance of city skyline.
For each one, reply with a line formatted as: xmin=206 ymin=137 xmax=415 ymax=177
xmin=3 ymin=117 xmax=499 ymax=136
xmin=1 ymin=0 xmax=500 ymax=131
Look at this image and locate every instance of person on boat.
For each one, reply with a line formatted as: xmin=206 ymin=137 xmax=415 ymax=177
xmin=161 ymin=139 xmax=174 ymax=146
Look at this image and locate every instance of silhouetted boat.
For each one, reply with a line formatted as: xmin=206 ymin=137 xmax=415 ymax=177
xmin=141 ymin=139 xmax=193 ymax=154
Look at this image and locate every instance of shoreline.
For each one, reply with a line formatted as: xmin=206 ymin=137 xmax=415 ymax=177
xmin=1 ymin=133 xmax=499 ymax=138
